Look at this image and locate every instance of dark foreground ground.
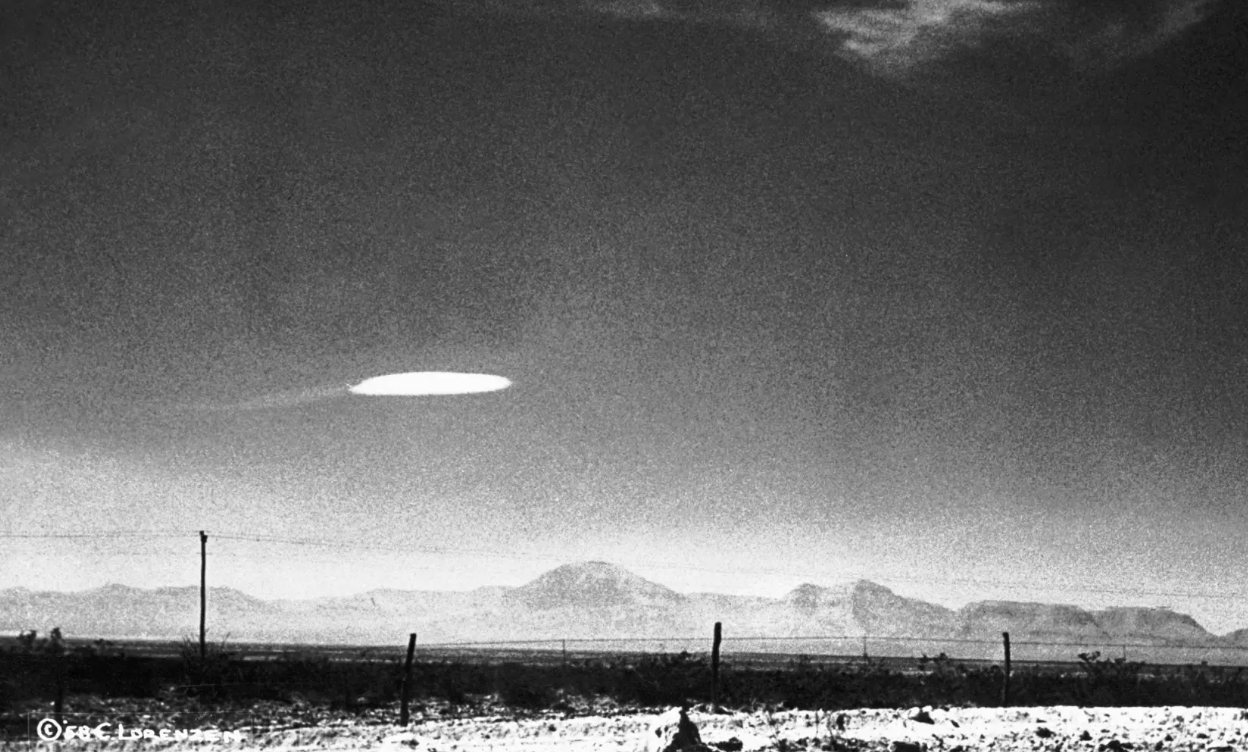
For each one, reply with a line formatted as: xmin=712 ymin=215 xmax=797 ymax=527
xmin=4 ymin=637 xmax=1248 ymax=749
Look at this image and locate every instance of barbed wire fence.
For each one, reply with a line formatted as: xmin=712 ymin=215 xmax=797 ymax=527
xmin=3 ymin=529 xmax=1247 ymax=670
xmin=7 ymin=527 xmax=1248 ymax=737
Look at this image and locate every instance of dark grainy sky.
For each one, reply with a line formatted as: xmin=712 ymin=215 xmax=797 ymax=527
xmin=2 ymin=0 xmax=1246 ymax=631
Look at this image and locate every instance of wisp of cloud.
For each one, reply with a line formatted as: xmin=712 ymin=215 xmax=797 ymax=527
xmin=181 ymin=383 xmax=353 ymax=413
xmin=494 ymin=0 xmax=1222 ymax=82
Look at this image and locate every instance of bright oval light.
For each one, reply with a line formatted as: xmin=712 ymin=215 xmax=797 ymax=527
xmin=348 ymin=372 xmax=512 ymax=396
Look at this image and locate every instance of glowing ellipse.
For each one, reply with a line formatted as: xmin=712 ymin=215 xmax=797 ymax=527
xmin=348 ymin=372 xmax=512 ymax=396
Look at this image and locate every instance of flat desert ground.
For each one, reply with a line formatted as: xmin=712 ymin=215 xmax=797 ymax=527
xmin=6 ymin=703 xmax=1248 ymax=751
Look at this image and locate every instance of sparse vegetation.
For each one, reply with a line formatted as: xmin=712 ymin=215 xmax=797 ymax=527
xmin=5 ymin=631 xmax=1248 ymax=739
xmin=13 ymin=628 xmax=65 ymax=655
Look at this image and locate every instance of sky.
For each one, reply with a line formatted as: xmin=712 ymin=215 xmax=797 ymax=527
xmin=2 ymin=0 xmax=1247 ymax=634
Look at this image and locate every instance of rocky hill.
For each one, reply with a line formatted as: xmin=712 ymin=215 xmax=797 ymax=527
xmin=0 ymin=562 xmax=1239 ymax=663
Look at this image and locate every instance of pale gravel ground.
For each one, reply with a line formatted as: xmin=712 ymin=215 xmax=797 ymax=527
xmin=7 ymin=706 xmax=1248 ymax=751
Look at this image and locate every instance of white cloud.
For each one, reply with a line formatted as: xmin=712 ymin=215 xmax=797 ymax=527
xmin=814 ymin=0 xmax=1042 ymax=75
xmin=486 ymin=0 xmax=1222 ymax=81
xmin=348 ymin=372 xmax=512 ymax=396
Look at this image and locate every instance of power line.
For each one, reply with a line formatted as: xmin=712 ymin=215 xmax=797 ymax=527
xmin=212 ymin=534 xmax=445 ymax=553
xmin=187 ymin=535 xmax=1248 ymax=602
xmin=183 ymin=533 xmax=1248 ymax=598
xmin=0 ymin=531 xmax=188 ymax=539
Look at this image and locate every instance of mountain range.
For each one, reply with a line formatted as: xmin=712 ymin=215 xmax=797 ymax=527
xmin=2 ymin=562 xmax=1243 ymax=663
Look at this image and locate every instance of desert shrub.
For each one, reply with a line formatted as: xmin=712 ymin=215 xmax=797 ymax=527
xmin=11 ymin=639 xmax=1248 ymax=715
xmin=1072 ymin=651 xmax=1148 ymax=706
xmin=763 ymin=657 xmax=845 ymax=709
xmin=560 ymin=659 xmax=619 ymax=699
xmin=916 ymin=653 xmax=967 ymax=698
xmin=176 ymin=634 xmax=244 ymax=700
xmin=411 ymin=660 xmax=487 ymax=704
xmin=493 ymin=663 xmax=558 ymax=709
xmin=70 ymin=654 xmax=163 ymax=698
xmin=11 ymin=629 xmax=65 ymax=656
xmin=334 ymin=658 xmax=403 ymax=710
xmin=620 ymin=651 xmax=714 ymax=706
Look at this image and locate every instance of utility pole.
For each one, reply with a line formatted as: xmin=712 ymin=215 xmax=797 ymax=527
xmin=1001 ymin=632 xmax=1011 ymax=707
xmin=400 ymin=633 xmax=417 ymax=725
xmin=200 ymin=531 xmax=207 ymax=660
xmin=711 ymin=623 xmax=722 ymax=711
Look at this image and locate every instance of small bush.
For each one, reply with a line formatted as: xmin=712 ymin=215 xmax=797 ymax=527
xmin=7 ymin=637 xmax=1248 ymax=716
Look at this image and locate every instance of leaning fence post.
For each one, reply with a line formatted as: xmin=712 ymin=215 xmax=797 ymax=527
xmin=1001 ymin=632 xmax=1011 ymax=707
xmin=711 ymin=622 xmax=722 ymax=710
xmin=400 ymin=633 xmax=417 ymax=725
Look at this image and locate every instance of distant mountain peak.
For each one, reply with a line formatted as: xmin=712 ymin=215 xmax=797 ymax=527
xmin=844 ymin=579 xmax=893 ymax=596
xmin=506 ymin=561 xmax=686 ymax=610
xmin=559 ymin=561 xmax=631 ymax=575
xmin=0 ymin=565 xmax=1240 ymax=653
xmin=781 ymin=579 xmax=898 ymax=614
xmin=785 ymin=583 xmax=831 ymax=614
xmin=539 ymin=561 xmax=652 ymax=580
xmin=1094 ymin=606 xmax=1212 ymax=642
xmin=786 ymin=579 xmax=891 ymax=600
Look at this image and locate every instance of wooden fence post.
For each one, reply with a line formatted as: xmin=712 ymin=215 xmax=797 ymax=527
xmin=711 ymin=623 xmax=722 ymax=711
xmin=400 ymin=633 xmax=417 ymax=726
xmin=1001 ymin=632 xmax=1011 ymax=707
xmin=199 ymin=531 xmax=208 ymax=661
